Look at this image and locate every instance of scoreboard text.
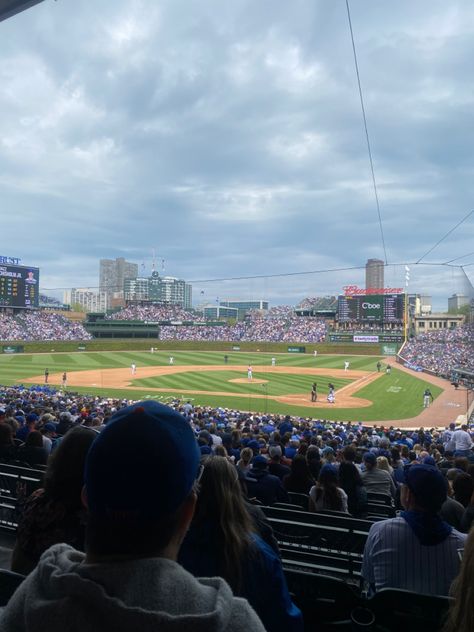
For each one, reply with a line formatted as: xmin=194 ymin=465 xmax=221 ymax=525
xmin=0 ymin=265 xmax=39 ymax=308
xmin=338 ymin=294 xmax=404 ymax=323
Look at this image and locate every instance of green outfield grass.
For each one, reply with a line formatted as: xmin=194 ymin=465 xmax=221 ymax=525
xmin=0 ymin=350 xmax=443 ymax=422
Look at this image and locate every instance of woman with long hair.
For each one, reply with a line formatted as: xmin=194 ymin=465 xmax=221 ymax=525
xmin=309 ymin=464 xmax=348 ymax=513
xmin=338 ymin=461 xmax=367 ymax=517
xmin=11 ymin=426 xmax=96 ymax=575
xmin=179 ymin=456 xmax=303 ymax=632
xmin=443 ymin=528 xmax=474 ymax=632
xmin=283 ymin=454 xmax=314 ymax=494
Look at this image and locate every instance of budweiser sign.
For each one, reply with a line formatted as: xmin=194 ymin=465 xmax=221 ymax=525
xmin=343 ymin=285 xmax=404 ymax=296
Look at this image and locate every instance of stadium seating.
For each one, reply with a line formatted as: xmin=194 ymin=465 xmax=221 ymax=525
xmin=366 ymin=491 xmax=394 ymax=507
xmin=287 ymin=492 xmax=310 ymax=510
xmin=284 ymin=569 xmax=452 ymax=631
xmin=261 ymin=506 xmax=371 ymax=580
xmin=365 ymin=502 xmax=396 ymax=520
xmin=284 ymin=568 xmax=361 ymax=629
xmin=366 ymin=588 xmax=452 ymax=632
xmin=0 ymin=463 xmax=44 ymax=532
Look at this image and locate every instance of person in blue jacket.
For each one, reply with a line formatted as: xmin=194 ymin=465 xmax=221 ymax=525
xmin=179 ymin=456 xmax=303 ymax=632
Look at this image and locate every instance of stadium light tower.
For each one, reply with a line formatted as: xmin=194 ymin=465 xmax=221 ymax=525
xmin=0 ymin=0 xmax=47 ymax=23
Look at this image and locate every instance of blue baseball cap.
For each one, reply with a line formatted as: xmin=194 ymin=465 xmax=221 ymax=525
xmin=85 ymin=401 xmax=200 ymax=521
xmin=402 ymin=464 xmax=447 ymax=511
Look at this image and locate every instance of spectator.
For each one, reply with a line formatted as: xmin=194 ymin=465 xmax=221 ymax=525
xmin=17 ymin=431 xmax=48 ymax=467
xmin=1 ymin=401 xmax=265 ymax=632
xmin=452 ymin=425 xmax=473 ymax=457
xmin=339 ymin=461 xmax=367 ymax=517
xmin=309 ymin=464 xmax=348 ymax=513
xmin=362 ymin=464 xmax=466 ymax=595
xmin=361 ymin=452 xmax=396 ymax=498
xmin=0 ymin=422 xmax=17 ymax=461
xmin=267 ymin=445 xmax=291 ymax=481
xmin=283 ymin=454 xmax=314 ymax=494
xmin=236 ymin=447 xmax=253 ymax=476
xmin=11 ymin=426 xmax=97 ymax=575
xmin=452 ymin=473 xmax=474 ymax=508
xmin=306 ymin=446 xmax=322 ymax=480
xmin=179 ymin=456 xmax=303 ymax=632
xmin=442 ymin=527 xmax=474 ymax=632
xmin=245 ymin=456 xmax=289 ymax=506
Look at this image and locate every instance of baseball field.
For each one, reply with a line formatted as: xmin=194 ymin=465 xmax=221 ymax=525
xmin=0 ymin=349 xmax=457 ymax=425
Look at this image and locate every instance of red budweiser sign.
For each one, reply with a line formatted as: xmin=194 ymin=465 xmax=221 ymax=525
xmin=343 ymin=285 xmax=404 ymax=296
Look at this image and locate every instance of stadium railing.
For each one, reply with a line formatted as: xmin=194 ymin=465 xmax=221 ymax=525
xmin=0 ymin=463 xmax=44 ymax=532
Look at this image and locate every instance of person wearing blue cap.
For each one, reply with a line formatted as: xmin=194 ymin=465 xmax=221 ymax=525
xmin=1 ymin=401 xmax=266 ymax=632
xmin=362 ymin=464 xmax=467 ymax=596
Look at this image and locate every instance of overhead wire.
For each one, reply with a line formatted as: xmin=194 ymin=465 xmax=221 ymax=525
xmin=416 ymin=209 xmax=473 ymax=264
xmin=345 ymin=0 xmax=388 ymax=265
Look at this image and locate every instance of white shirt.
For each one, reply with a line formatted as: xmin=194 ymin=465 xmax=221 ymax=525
xmin=452 ymin=429 xmax=473 ymax=451
xmin=362 ymin=517 xmax=466 ymax=595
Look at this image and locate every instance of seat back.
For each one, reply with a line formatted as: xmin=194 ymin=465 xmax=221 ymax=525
xmin=287 ymin=492 xmax=310 ymax=510
xmin=368 ymin=588 xmax=452 ymax=632
xmin=284 ymin=568 xmax=361 ymax=627
xmin=367 ymin=492 xmax=394 ymax=507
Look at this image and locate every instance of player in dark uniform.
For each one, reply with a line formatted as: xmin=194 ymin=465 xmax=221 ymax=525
xmin=44 ymin=368 xmax=49 ymax=384
xmin=311 ymin=382 xmax=317 ymax=402
xmin=376 ymin=361 xmax=382 ymax=372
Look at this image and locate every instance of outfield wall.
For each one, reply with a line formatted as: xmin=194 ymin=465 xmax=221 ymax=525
xmin=1 ymin=339 xmax=387 ymax=355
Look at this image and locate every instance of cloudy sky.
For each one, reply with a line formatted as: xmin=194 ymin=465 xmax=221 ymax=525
xmin=1 ymin=0 xmax=473 ymax=308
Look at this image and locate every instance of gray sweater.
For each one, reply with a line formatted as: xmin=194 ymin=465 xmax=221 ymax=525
xmin=0 ymin=544 xmax=266 ymax=632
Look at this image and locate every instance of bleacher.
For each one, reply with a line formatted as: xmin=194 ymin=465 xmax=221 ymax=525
xmin=259 ymin=495 xmax=451 ymax=631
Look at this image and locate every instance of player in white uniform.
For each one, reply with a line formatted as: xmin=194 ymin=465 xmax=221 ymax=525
xmin=169 ymin=356 xmax=174 ymax=365
xmin=344 ymin=361 xmax=350 ymax=371
xmin=271 ymin=357 xmax=276 ymax=367
xmin=131 ymin=363 xmax=136 ymax=375
xmin=247 ymin=366 xmax=253 ymax=381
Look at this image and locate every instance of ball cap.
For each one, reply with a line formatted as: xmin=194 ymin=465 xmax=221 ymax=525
xmin=85 ymin=401 xmax=199 ymax=521
xmin=402 ymin=464 xmax=447 ymax=511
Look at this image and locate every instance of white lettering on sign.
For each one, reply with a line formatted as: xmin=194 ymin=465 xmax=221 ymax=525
xmin=362 ymin=302 xmax=381 ymax=309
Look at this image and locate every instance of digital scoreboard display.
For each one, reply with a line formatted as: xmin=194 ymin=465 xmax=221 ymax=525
xmin=0 ymin=265 xmax=39 ymax=308
xmin=338 ymin=294 xmax=404 ymax=323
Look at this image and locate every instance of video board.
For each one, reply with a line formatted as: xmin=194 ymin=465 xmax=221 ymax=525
xmin=0 ymin=265 xmax=39 ymax=308
xmin=337 ymin=294 xmax=404 ymax=323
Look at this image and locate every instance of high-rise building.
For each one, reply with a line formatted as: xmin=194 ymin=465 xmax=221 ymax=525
xmin=448 ymin=294 xmax=469 ymax=312
xmin=99 ymin=258 xmax=138 ymax=308
xmin=146 ymin=271 xmax=192 ymax=309
xmin=124 ymin=277 xmax=149 ymax=302
xmin=64 ymin=289 xmax=107 ymax=313
xmin=365 ymin=259 xmax=385 ymax=290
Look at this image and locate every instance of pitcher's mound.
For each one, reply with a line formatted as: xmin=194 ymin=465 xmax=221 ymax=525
xmin=229 ymin=378 xmax=268 ymax=384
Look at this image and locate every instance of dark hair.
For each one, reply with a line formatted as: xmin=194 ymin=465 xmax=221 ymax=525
xmin=315 ymin=467 xmax=343 ymax=511
xmin=44 ymin=426 xmax=96 ymax=508
xmin=192 ymin=456 xmax=254 ymax=591
xmin=25 ymin=431 xmax=43 ymax=448
xmin=453 ymin=473 xmax=474 ymax=508
xmin=284 ymin=454 xmax=314 ymax=493
xmin=343 ymin=446 xmax=356 ymax=462
xmin=0 ymin=422 xmax=13 ymax=446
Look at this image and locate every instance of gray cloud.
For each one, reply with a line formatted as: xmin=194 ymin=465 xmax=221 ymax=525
xmin=0 ymin=0 xmax=473 ymax=308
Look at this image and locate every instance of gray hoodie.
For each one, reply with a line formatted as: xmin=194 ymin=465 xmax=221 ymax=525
xmin=0 ymin=544 xmax=265 ymax=632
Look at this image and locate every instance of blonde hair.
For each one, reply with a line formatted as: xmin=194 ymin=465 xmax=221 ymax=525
xmin=443 ymin=529 xmax=474 ymax=632
xmin=239 ymin=447 xmax=253 ymax=465
xmin=376 ymin=456 xmax=392 ymax=474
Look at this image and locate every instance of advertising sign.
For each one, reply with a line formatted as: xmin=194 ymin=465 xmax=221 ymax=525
xmin=353 ymin=335 xmax=379 ymax=343
xmin=2 ymin=345 xmax=24 ymax=354
xmin=382 ymin=344 xmax=397 ymax=355
xmin=288 ymin=346 xmax=306 ymax=353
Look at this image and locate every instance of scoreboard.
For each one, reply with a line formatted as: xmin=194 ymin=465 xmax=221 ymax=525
xmin=338 ymin=294 xmax=404 ymax=323
xmin=0 ymin=265 xmax=39 ymax=308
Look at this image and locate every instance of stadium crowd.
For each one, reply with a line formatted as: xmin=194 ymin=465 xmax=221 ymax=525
xmin=0 ymin=385 xmax=473 ymax=629
xmin=402 ymin=325 xmax=474 ymax=376
xmin=0 ymin=312 xmax=91 ymax=342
